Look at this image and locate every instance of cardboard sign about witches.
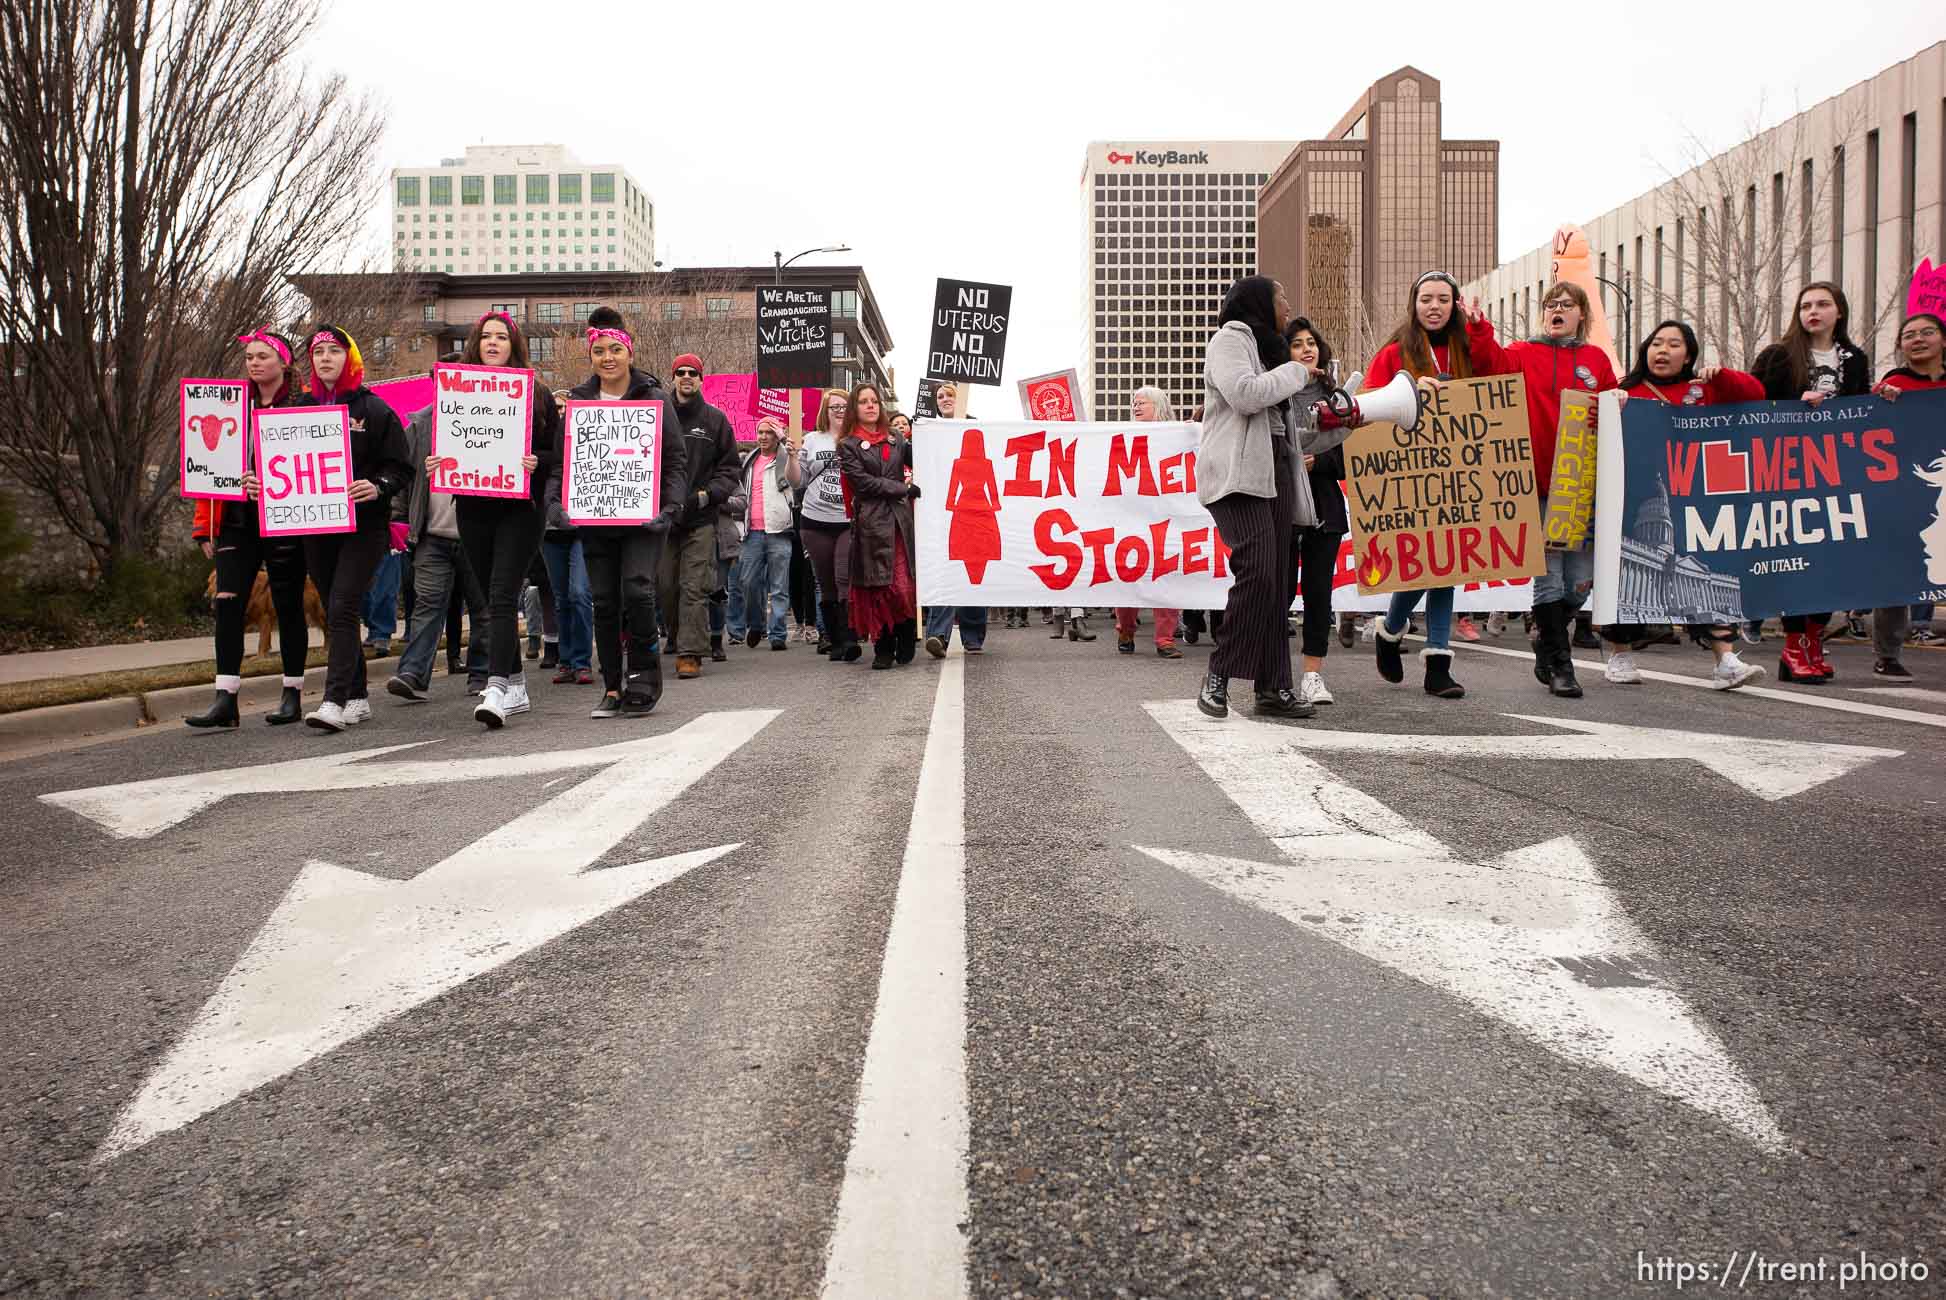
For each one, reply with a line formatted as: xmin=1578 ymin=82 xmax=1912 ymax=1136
xmin=254 ymin=406 xmax=355 ymax=537
xmin=1342 ymin=373 xmax=1546 ymax=594
xmin=431 ymin=363 xmax=533 ymax=497
xmin=1542 ymin=388 xmax=1598 ymax=551
xmin=1016 ymin=369 xmax=1084 ymax=423
xmin=179 ymin=379 xmax=249 ymax=501
xmin=561 ymin=400 xmax=665 ymax=525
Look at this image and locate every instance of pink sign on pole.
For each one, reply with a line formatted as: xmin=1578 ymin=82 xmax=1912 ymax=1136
xmin=254 ymin=405 xmax=356 ymax=537
xmin=179 ymin=378 xmax=249 ymax=501
xmin=430 ymin=362 xmax=534 ymax=499
xmin=756 ymin=387 xmax=821 ymax=433
xmin=1908 ymin=258 xmax=1946 ymax=319
xmin=369 ymin=374 xmax=437 ymax=421
xmin=703 ymin=372 xmax=761 ymax=442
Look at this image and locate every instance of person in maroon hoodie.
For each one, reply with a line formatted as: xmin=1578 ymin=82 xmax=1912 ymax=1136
xmin=1503 ymin=282 xmax=1618 ymax=698
xmin=1608 ymin=320 xmax=1766 ymax=690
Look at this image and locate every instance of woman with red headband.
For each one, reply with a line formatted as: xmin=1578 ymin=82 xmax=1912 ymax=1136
xmin=185 ymin=327 xmax=312 ymax=729
xmin=448 ymin=311 xmax=558 ymax=729
xmin=247 ymin=325 xmax=414 ymax=732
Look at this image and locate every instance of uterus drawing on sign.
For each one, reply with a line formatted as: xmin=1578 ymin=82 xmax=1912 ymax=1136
xmin=946 ymin=428 xmax=1002 ymax=585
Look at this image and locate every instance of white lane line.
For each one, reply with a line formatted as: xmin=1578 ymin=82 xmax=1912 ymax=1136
xmin=821 ymin=657 xmax=968 ymax=1300
xmin=1423 ymin=637 xmax=1946 ymax=730
xmin=1848 ymin=685 xmax=1946 ymax=704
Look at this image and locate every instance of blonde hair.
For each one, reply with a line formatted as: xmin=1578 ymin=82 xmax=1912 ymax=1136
xmin=814 ymin=388 xmax=847 ymax=433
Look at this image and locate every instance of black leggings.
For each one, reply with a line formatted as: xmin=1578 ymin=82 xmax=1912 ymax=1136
xmin=1290 ymin=527 xmax=1342 ymax=660
xmin=1781 ymin=612 xmax=1831 ymax=633
xmin=304 ymin=521 xmax=389 ymax=706
xmin=211 ymin=525 xmax=310 ymax=678
xmin=457 ymin=496 xmax=545 ymax=679
xmin=800 ymin=519 xmax=851 ymax=600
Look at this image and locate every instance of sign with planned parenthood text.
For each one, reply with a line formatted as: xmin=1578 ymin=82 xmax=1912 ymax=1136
xmin=927 ymin=279 xmax=1012 ymax=385
xmin=1342 ymin=374 xmax=1546 ymax=594
xmin=431 ymin=363 xmax=533 ymax=498
xmin=179 ymin=378 xmax=248 ymax=501
xmin=756 ymin=287 xmax=831 ymax=390
xmin=1593 ymin=389 xmax=1946 ymax=625
xmin=561 ymin=400 xmax=666 ymax=526
xmin=254 ymin=406 xmax=354 ymax=537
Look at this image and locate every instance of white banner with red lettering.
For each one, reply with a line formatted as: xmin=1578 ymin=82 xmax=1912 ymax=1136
xmin=912 ymin=419 xmax=1530 ymax=611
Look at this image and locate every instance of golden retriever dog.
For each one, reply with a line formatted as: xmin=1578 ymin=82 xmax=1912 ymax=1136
xmin=204 ymin=570 xmax=328 ymax=657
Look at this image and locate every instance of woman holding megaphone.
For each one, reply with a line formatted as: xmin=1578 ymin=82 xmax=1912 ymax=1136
xmin=1362 ymin=271 xmax=1516 ymax=700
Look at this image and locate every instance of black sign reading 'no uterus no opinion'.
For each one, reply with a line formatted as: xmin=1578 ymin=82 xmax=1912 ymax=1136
xmin=756 ymin=287 xmax=833 ymax=390
xmin=928 ymin=278 xmax=1012 ymax=386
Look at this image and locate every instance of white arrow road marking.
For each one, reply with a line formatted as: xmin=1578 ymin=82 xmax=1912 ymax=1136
xmin=98 ymin=709 xmax=779 ymax=1162
xmin=1255 ymin=712 xmax=1901 ymax=802
xmin=1137 ymin=701 xmax=1791 ymax=1151
xmin=822 ymin=657 xmax=968 ymax=1300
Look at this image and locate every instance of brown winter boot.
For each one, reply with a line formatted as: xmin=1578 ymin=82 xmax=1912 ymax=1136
xmin=676 ymin=654 xmax=702 ymax=679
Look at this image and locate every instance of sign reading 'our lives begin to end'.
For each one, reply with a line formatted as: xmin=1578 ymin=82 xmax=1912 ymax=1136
xmin=431 ymin=363 xmax=533 ymax=497
xmin=561 ymin=400 xmax=665 ymax=525
xmin=254 ymin=406 xmax=354 ymax=537
xmin=928 ymin=278 xmax=1012 ymax=385
xmin=756 ymin=287 xmax=831 ymax=390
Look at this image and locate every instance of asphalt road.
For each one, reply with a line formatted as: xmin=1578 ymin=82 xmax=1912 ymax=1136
xmin=2 ymin=618 xmax=1940 ymax=1298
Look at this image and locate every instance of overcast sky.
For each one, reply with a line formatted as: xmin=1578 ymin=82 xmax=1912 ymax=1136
xmin=310 ymin=1 xmax=1941 ymax=416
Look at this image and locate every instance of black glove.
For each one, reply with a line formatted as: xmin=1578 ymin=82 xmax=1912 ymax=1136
xmin=906 ymin=483 xmax=923 ymax=501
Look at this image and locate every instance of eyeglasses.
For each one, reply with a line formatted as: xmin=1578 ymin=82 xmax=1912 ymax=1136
xmin=672 ymin=368 xmax=701 ymax=377
xmin=1899 ymin=326 xmax=1942 ymax=340
xmin=1542 ymin=300 xmax=1577 ymax=312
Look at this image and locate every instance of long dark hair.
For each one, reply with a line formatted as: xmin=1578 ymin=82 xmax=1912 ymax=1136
xmin=1217 ymin=275 xmax=1290 ymax=372
xmin=1621 ymin=319 xmax=1701 ymax=390
xmin=1772 ymin=281 xmax=1858 ymax=390
xmin=839 ymin=382 xmax=889 ymax=441
xmin=1383 ymin=271 xmax=1473 ymax=380
xmin=1283 ymin=316 xmax=1335 ymax=377
xmin=464 ymin=311 xmax=532 ymax=370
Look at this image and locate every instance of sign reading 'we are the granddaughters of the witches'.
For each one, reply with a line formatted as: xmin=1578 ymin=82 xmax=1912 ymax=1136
xmin=1342 ymin=374 xmax=1547 ymax=594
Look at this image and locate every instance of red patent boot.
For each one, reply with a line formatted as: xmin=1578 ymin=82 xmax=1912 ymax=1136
xmin=1804 ymin=621 xmax=1837 ymax=680
xmin=1778 ymin=632 xmax=1823 ymax=683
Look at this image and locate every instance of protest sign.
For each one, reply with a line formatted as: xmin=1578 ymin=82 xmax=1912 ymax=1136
xmin=1017 ymin=369 xmax=1084 ymax=423
xmin=431 ymin=363 xmax=533 ymax=498
xmin=179 ymin=379 xmax=248 ymax=502
xmin=703 ymin=372 xmax=760 ymax=442
xmin=915 ymin=379 xmax=957 ymax=420
xmin=1342 ymin=374 xmax=1545 ymax=594
xmin=1298 ymin=538 xmax=1533 ymax=613
xmin=927 ymin=279 xmax=1012 ymax=385
xmin=1909 ymin=257 xmax=1946 ymax=319
xmin=755 ymin=386 xmax=819 ymax=433
xmin=254 ymin=406 xmax=354 ymax=537
xmin=561 ymin=400 xmax=666 ymax=526
xmin=370 ymin=374 xmax=436 ymax=421
xmin=756 ymin=287 xmax=831 ymax=390
xmin=1592 ymin=389 xmax=1946 ymax=624
xmin=1542 ymin=388 xmax=1598 ymax=551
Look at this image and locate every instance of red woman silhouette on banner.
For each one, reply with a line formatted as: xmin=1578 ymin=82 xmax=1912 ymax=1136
xmin=945 ymin=428 xmax=1003 ymax=584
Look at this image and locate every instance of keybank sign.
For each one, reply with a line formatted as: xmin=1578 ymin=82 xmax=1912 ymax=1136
xmin=1105 ymin=149 xmax=1212 ymax=168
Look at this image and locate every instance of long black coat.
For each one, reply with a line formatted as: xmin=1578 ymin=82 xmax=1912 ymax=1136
xmin=838 ymin=433 xmax=915 ymax=588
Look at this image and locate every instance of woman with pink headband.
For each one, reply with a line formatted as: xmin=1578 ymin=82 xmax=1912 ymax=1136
xmin=185 ymin=327 xmax=313 ymax=729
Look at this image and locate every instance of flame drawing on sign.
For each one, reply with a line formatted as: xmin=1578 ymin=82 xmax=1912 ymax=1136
xmin=1361 ymin=535 xmax=1392 ymax=587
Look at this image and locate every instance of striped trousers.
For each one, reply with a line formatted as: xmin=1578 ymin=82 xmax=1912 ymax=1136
xmin=1206 ymin=443 xmax=1296 ymax=692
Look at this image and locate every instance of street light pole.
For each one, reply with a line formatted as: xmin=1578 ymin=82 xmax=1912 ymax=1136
xmin=1596 ymin=274 xmax=1633 ymax=359
xmin=774 ymin=243 xmax=851 ymax=286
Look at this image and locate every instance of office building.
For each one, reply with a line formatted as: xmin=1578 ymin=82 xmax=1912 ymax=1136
xmin=1258 ymin=68 xmax=1500 ymax=362
xmin=390 ymin=144 xmax=655 ymax=277
xmin=1080 ymin=141 xmax=1296 ymax=421
xmin=1464 ymin=43 xmax=1944 ymax=370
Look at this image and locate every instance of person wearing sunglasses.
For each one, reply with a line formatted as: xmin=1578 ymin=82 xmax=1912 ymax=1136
xmin=660 ymin=353 xmax=743 ymax=680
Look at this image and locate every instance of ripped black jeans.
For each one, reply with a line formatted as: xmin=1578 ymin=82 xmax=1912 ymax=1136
xmin=211 ymin=524 xmax=310 ymax=678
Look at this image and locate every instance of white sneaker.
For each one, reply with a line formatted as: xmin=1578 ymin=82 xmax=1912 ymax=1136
xmin=342 ymin=697 xmax=372 ymax=725
xmin=1604 ymin=651 xmax=1643 ymax=685
xmin=1711 ymin=653 xmax=1767 ymax=691
xmin=1486 ymin=611 xmax=1508 ymax=636
xmin=1299 ymin=671 xmax=1334 ymax=705
xmin=502 ymin=679 xmax=531 ymax=716
xmin=1359 ymin=618 xmax=1377 ymax=643
xmin=474 ymin=683 xmax=508 ymax=729
xmin=304 ymin=700 xmax=346 ymax=732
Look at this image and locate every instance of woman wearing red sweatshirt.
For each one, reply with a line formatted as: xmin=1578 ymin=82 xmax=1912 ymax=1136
xmin=1366 ymin=271 xmax=1514 ymax=699
xmin=1503 ymin=282 xmax=1618 ymax=698
xmin=1608 ymin=319 xmax=1766 ymax=689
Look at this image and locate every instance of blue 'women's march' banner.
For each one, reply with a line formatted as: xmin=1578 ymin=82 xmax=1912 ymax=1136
xmin=1592 ymin=389 xmax=1946 ymax=624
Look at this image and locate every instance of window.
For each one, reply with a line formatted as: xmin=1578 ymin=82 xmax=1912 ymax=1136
xmin=592 ymin=173 xmax=615 ymax=203
xmin=396 ymin=177 xmax=420 ymax=206
xmin=490 ymin=302 xmax=520 ymax=318
xmin=833 ymin=333 xmax=850 ymax=359
xmin=422 ymin=303 xmax=439 ymax=322
xmin=832 ymin=289 xmax=860 ymax=318
xmin=461 ymin=175 xmax=484 ymax=205
xmin=531 ymin=337 xmax=555 ymax=363
xmin=573 ymin=302 xmax=597 ymax=322
xmin=429 ymin=176 xmax=452 ymax=205
xmin=662 ymin=303 xmax=682 ymax=321
xmin=527 ymin=174 xmax=549 ymax=205
xmin=621 ymin=301 xmax=642 ymax=315
xmin=1863 ymin=129 xmax=1880 ymax=338
xmin=558 ymin=174 xmax=582 ymax=203
xmin=537 ymin=303 xmax=564 ymax=324
xmin=494 ymin=174 xmax=516 ymax=204
xmin=706 ymin=297 xmax=733 ymax=319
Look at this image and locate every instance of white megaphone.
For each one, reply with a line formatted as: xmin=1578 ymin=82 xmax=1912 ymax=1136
xmin=1316 ymin=370 xmax=1422 ymax=432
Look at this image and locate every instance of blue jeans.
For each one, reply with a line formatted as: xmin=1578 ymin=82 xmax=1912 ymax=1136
xmin=739 ymin=532 xmax=794 ymax=644
xmin=924 ymin=605 xmax=988 ymax=650
xmin=1384 ymin=587 xmax=1455 ymax=650
xmin=541 ymin=536 xmax=593 ymax=671
xmin=362 ymin=549 xmax=403 ymax=644
xmin=1534 ymin=546 xmax=1594 ymax=609
xmin=398 ymin=536 xmax=488 ymax=686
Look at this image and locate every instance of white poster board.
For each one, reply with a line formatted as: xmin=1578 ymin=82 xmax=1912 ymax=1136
xmin=561 ymin=400 xmax=666 ymax=526
xmin=431 ymin=363 xmax=534 ymax=498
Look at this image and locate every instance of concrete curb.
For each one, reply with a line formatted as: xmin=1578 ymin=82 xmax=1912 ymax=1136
xmin=0 ymin=656 xmax=403 ymax=759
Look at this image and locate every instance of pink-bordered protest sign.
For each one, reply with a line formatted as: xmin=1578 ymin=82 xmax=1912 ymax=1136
xmin=254 ymin=405 xmax=356 ymax=537
xmin=179 ymin=378 xmax=249 ymax=502
xmin=430 ymin=362 xmax=535 ymax=499
xmin=561 ymin=399 xmax=666 ymax=526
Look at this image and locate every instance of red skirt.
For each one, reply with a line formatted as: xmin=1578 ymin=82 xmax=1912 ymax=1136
xmin=850 ymin=541 xmax=916 ymax=640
